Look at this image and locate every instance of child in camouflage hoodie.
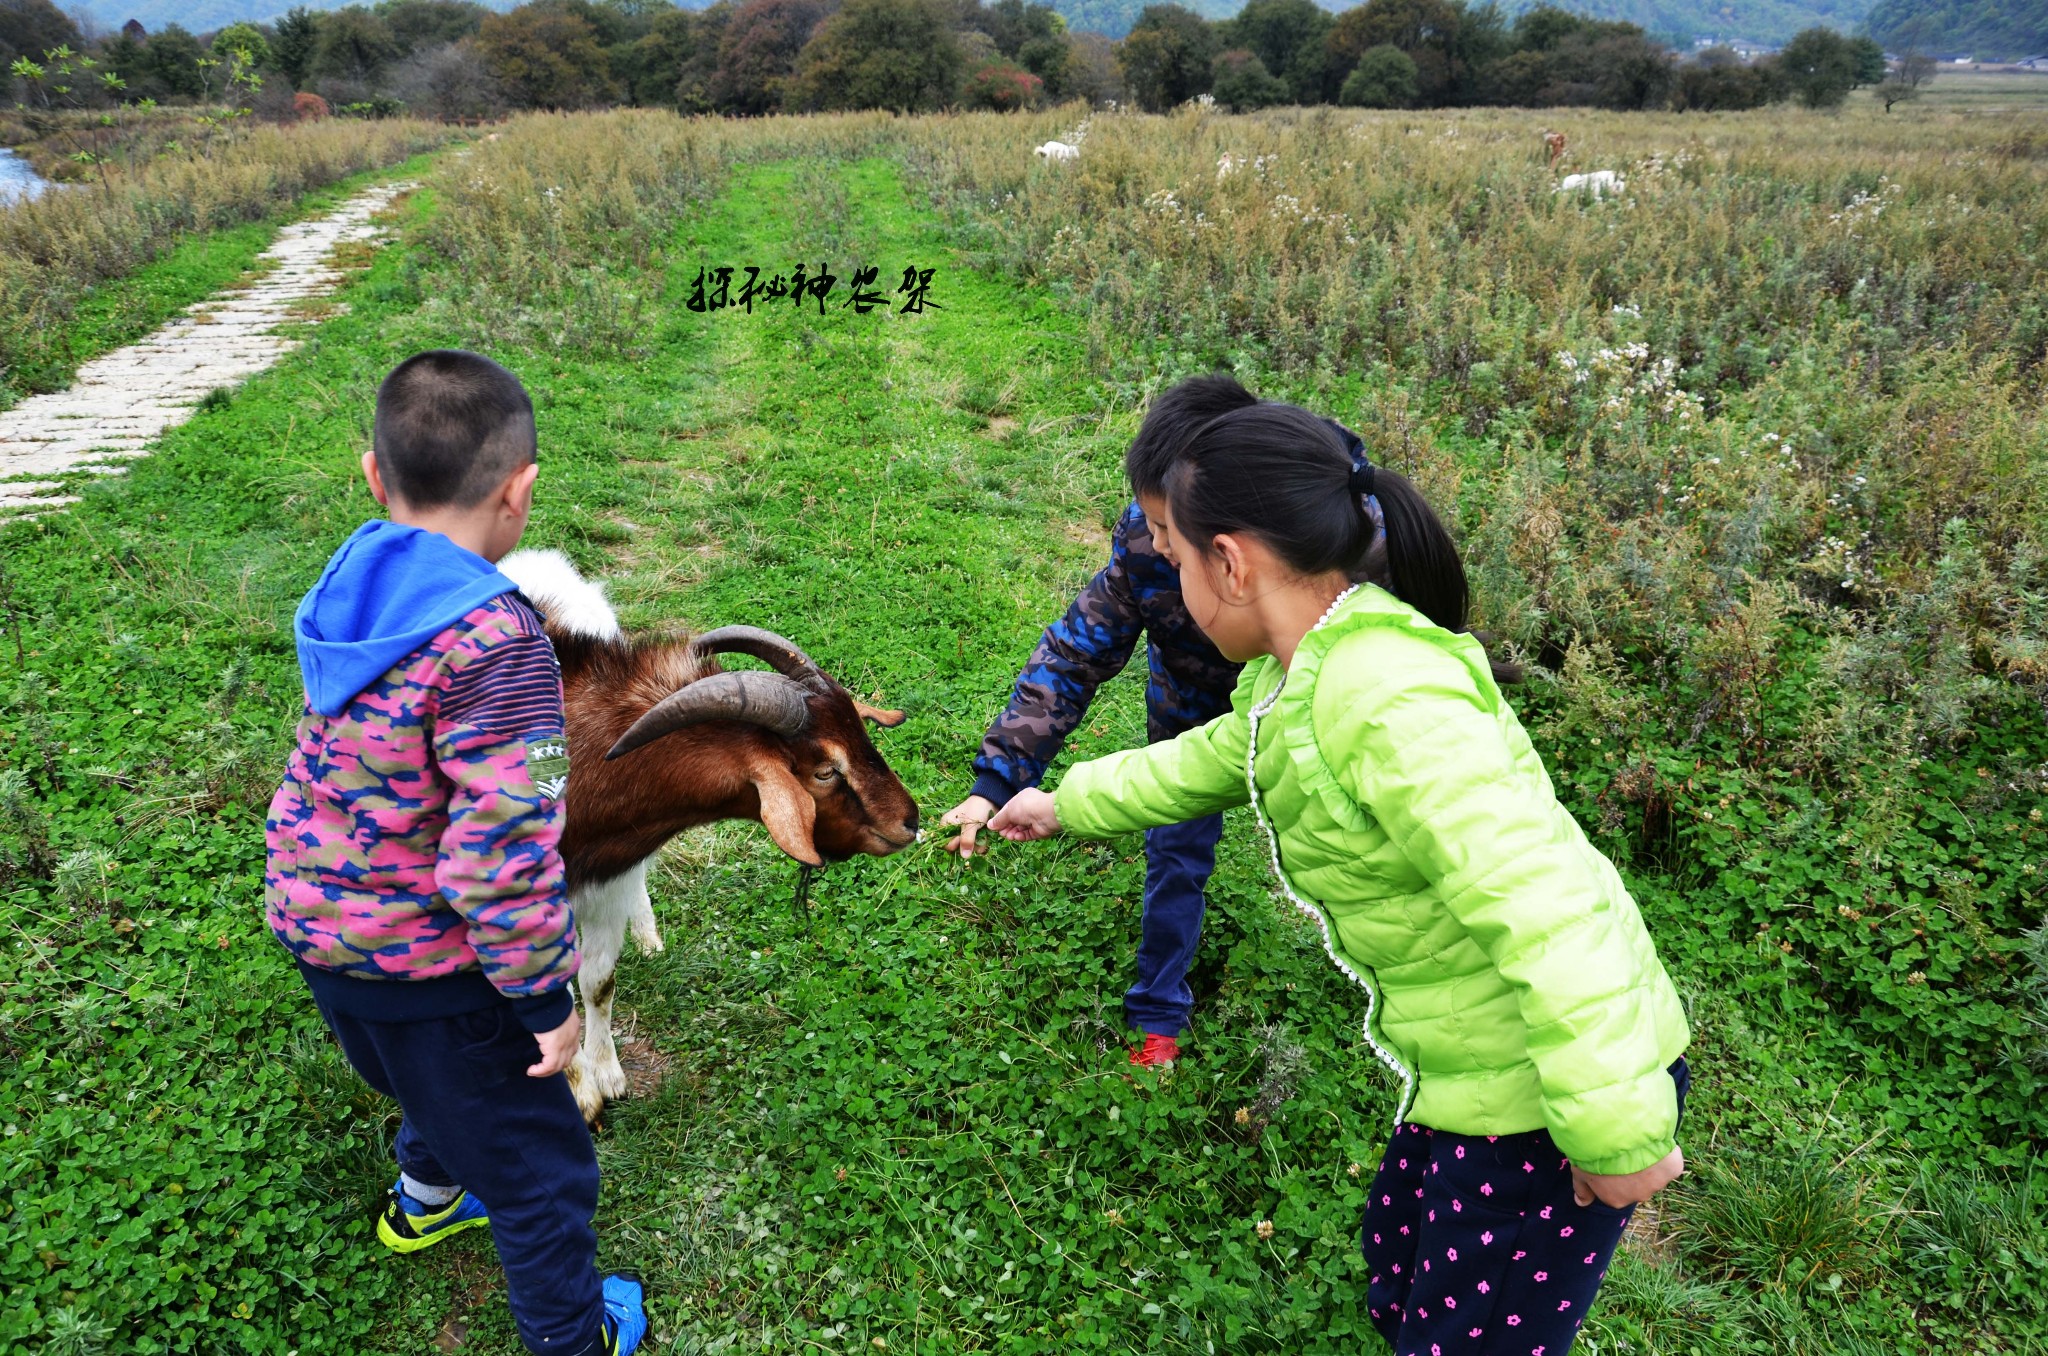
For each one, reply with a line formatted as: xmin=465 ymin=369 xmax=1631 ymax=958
xmin=940 ymin=374 xmax=1375 ymax=1068
xmin=264 ymin=350 xmax=645 ymax=1356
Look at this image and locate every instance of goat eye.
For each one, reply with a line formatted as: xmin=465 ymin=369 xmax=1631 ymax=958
xmin=814 ymin=767 xmax=839 ymax=783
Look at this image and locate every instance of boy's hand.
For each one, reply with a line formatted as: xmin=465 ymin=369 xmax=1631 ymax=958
xmin=939 ymin=795 xmax=999 ymax=859
xmin=989 ymin=788 xmax=1061 ymax=842
xmin=527 ymin=1009 xmax=581 ymax=1078
xmin=1571 ymin=1145 xmax=1684 ymax=1209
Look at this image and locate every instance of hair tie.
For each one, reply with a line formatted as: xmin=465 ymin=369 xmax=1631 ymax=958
xmin=1347 ymin=452 xmax=1388 ymax=585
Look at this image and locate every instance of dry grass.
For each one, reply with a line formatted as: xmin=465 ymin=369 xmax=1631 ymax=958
xmin=0 ymin=117 xmax=456 ymax=402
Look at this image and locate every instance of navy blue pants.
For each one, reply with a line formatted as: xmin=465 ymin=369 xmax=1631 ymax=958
xmin=1362 ymin=1059 xmax=1692 ymax=1356
xmin=310 ymin=992 xmax=605 ymax=1355
xmin=1125 ymin=812 xmax=1223 ymax=1037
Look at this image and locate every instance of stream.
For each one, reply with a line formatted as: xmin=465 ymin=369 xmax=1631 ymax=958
xmin=0 ymin=147 xmax=54 ymax=205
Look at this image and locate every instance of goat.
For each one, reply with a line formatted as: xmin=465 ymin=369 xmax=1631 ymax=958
xmin=1542 ymin=129 xmax=1567 ymax=170
xmin=500 ymin=549 xmax=919 ymax=1122
xmin=1557 ymin=170 xmax=1625 ymax=199
xmin=1034 ymin=140 xmax=1080 ymax=161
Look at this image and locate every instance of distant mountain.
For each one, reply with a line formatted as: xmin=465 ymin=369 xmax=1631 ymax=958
xmin=75 ymin=0 xmax=1879 ymax=51
xmin=76 ymin=0 xmax=711 ymax=38
xmin=1051 ymin=0 xmax=1873 ymax=42
xmin=1863 ymin=0 xmax=2048 ymax=58
xmin=77 ymin=0 xmax=502 ymax=36
xmin=1492 ymin=0 xmax=1875 ymax=47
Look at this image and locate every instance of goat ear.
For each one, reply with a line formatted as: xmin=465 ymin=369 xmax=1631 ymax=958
xmin=750 ymin=758 xmax=824 ymax=867
xmin=855 ymin=701 xmax=906 ymax=728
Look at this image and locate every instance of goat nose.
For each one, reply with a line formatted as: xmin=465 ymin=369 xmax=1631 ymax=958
xmin=903 ymin=809 xmax=920 ymax=835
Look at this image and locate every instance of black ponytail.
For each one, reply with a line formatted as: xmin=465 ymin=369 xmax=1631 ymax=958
xmin=1166 ymin=403 xmax=1519 ymax=682
xmin=1373 ymin=465 xmax=1469 ymax=637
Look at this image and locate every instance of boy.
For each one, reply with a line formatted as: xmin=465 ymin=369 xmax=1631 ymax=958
xmin=941 ymin=375 xmax=1378 ymax=1067
xmin=264 ymin=350 xmax=646 ymax=1355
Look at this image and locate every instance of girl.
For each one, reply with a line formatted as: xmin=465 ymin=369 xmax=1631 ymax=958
xmin=990 ymin=398 xmax=1691 ymax=1356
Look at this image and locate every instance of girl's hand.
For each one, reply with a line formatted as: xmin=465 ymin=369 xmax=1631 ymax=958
xmin=988 ymin=788 xmax=1062 ymax=842
xmin=1571 ymin=1146 xmax=1684 ymax=1209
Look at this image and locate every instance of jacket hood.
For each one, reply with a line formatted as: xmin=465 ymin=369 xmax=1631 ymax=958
xmin=294 ymin=519 xmax=520 ymax=717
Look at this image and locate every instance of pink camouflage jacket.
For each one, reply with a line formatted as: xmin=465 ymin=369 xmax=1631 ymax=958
xmin=265 ymin=522 xmax=578 ymax=1034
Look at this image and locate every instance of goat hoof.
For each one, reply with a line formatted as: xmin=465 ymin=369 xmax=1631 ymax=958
xmin=567 ymin=1060 xmax=607 ymax=1124
xmin=594 ymin=1058 xmax=629 ymax=1101
xmin=632 ymin=927 xmax=665 ymax=955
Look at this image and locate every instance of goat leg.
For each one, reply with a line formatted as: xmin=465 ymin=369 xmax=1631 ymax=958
xmin=575 ymin=965 xmax=629 ymax=1123
xmin=565 ymin=868 xmax=638 ymax=1123
xmin=624 ymin=860 xmax=663 ymax=955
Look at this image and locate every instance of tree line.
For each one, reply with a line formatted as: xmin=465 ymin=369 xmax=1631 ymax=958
xmin=1121 ymin=1 xmax=1907 ymax=113
xmin=6 ymin=0 xmax=1923 ymax=123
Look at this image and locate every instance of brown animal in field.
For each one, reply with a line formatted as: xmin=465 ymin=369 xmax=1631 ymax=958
xmin=1544 ymin=129 xmax=1568 ymax=170
xmin=501 ymin=550 xmax=919 ymax=1121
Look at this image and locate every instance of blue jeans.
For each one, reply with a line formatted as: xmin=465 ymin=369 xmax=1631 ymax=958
xmin=1124 ymin=812 xmax=1223 ymax=1037
xmin=309 ymin=989 xmax=607 ymax=1356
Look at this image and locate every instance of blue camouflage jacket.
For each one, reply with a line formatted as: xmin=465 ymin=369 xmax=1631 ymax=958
xmin=969 ymin=501 xmax=1241 ymax=808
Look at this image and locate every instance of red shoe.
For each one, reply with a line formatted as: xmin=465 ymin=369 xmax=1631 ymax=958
xmin=1129 ymin=1033 xmax=1181 ymax=1067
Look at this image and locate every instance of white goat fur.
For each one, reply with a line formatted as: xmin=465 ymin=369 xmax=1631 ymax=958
xmin=499 ymin=548 xmax=663 ymax=1122
xmin=1034 ymin=140 xmax=1080 ymax=161
xmin=1557 ymin=170 xmax=1625 ymax=199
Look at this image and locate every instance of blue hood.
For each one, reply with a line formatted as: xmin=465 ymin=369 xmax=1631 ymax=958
xmin=294 ymin=520 xmax=521 ymax=717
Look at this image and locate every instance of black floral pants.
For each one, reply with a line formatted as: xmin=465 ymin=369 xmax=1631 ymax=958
xmin=1361 ymin=1059 xmax=1691 ymax=1356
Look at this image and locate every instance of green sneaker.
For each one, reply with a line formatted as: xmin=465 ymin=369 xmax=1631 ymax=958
xmin=375 ymin=1181 xmax=491 ymax=1254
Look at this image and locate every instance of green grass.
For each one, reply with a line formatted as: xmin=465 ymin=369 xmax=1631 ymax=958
xmin=2 ymin=112 xmax=2045 ymax=1356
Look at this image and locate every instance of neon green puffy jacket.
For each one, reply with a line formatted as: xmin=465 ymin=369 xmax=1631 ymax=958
xmin=1053 ymin=585 xmax=1691 ymax=1176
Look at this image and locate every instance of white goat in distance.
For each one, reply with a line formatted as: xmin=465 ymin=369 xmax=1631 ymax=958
xmin=1557 ymin=169 xmax=1626 ymax=199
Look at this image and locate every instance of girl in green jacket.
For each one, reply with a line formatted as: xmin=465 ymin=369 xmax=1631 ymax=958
xmin=990 ymin=397 xmax=1692 ymax=1356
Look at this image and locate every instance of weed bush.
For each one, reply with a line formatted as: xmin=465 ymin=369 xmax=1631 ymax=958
xmin=1899 ymin=1162 xmax=2048 ymax=1317
xmin=1675 ymin=1145 xmax=1887 ymax=1294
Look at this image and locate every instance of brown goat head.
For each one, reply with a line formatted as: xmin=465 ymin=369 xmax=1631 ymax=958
xmin=548 ymin=621 xmax=918 ymax=883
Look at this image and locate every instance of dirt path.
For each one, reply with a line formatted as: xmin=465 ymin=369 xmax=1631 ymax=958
xmin=0 ymin=178 xmax=412 ymax=516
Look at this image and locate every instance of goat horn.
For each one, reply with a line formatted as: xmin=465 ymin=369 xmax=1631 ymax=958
xmin=689 ymin=625 xmax=823 ymax=681
xmin=605 ymin=670 xmax=811 ymax=760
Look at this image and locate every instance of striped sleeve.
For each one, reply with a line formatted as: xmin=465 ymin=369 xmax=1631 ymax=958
xmin=439 ymin=597 xmax=565 ymax=740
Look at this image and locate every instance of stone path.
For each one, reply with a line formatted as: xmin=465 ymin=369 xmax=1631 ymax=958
xmin=0 ymin=178 xmax=413 ymax=516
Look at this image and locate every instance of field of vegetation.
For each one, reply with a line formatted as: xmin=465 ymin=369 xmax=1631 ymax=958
xmin=0 ymin=112 xmax=457 ymax=410
xmin=1915 ymin=68 xmax=2048 ymax=111
xmin=2 ymin=97 xmax=2046 ymax=1354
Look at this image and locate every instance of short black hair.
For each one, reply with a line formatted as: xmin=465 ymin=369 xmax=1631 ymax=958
xmin=372 ymin=349 xmax=537 ymax=510
xmin=1124 ymin=373 xmax=1259 ymax=497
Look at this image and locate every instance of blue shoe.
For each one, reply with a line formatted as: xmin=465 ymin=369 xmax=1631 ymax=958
xmin=375 ymin=1180 xmax=490 ymax=1254
xmin=600 ymin=1272 xmax=648 ymax=1355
